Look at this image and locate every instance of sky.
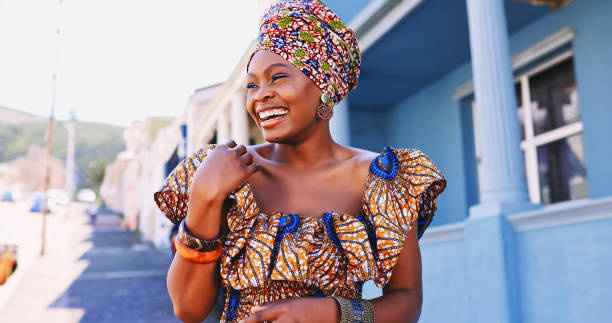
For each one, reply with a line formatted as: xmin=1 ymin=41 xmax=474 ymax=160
xmin=0 ymin=0 xmax=260 ymax=126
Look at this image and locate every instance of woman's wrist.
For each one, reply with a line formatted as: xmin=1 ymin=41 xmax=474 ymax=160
xmin=185 ymin=195 xmax=225 ymax=239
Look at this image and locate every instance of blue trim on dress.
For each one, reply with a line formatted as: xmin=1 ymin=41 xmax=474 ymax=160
xmin=269 ymin=213 xmax=300 ymax=278
xmin=224 ymin=287 xmax=240 ymax=322
xmin=369 ymin=146 xmax=399 ymax=181
xmin=323 ymin=212 xmax=342 ymax=248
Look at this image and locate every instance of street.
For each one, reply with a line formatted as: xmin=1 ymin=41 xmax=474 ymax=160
xmin=0 ymin=201 xmax=179 ymax=323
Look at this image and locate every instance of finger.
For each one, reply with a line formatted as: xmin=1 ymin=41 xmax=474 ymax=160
xmin=240 ymin=152 xmax=253 ymax=166
xmin=240 ymin=305 xmax=283 ymax=323
xmin=235 ymin=144 xmax=247 ymax=155
xmin=225 ymin=139 xmax=237 ymax=148
xmin=245 ymin=163 xmax=260 ymax=177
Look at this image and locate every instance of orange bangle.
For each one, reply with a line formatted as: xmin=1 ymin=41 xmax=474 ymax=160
xmin=174 ymin=236 xmax=223 ymax=264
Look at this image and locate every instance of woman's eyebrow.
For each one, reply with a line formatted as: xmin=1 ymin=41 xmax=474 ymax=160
xmin=248 ymin=62 xmax=291 ymax=76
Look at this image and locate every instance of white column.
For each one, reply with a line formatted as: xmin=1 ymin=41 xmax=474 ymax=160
xmin=216 ymin=108 xmax=230 ymax=144
xmin=466 ymin=0 xmax=533 ymax=217
xmin=465 ymin=1 xmax=536 ymax=321
xmin=330 ymin=98 xmax=351 ymax=146
xmin=230 ymin=93 xmax=250 ymax=145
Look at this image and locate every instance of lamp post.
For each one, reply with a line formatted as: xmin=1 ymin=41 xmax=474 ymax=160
xmin=41 ymin=0 xmax=63 ymax=256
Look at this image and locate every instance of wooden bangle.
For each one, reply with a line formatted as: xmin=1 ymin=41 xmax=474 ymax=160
xmin=177 ymin=219 xmax=224 ymax=252
xmin=174 ymin=236 xmax=223 ymax=264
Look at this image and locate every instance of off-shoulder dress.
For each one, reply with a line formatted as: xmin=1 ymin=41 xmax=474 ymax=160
xmin=154 ymin=145 xmax=446 ymax=322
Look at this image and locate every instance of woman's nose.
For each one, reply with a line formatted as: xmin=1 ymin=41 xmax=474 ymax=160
xmin=254 ymin=84 xmax=273 ymax=102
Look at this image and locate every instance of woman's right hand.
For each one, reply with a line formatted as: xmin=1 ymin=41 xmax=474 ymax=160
xmin=190 ymin=139 xmax=259 ymax=200
xmin=185 ymin=139 xmax=259 ymax=238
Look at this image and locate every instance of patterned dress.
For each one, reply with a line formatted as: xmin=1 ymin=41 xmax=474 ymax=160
xmin=154 ymin=145 xmax=446 ymax=322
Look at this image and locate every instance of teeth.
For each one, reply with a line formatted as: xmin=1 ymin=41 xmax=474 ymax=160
xmin=258 ymin=108 xmax=288 ymax=121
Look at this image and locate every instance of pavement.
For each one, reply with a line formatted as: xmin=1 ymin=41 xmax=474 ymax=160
xmin=0 ymin=201 xmax=182 ymax=323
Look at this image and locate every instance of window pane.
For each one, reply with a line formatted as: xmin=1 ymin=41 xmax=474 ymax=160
xmin=515 ymin=82 xmax=525 ymax=140
xmin=529 ymin=58 xmax=580 ymax=136
xmin=537 ymin=133 xmax=588 ymax=204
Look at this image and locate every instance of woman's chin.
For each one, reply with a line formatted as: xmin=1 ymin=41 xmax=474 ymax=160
xmin=263 ymin=132 xmax=287 ymax=143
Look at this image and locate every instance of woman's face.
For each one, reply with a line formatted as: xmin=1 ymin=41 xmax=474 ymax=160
xmin=246 ymin=50 xmax=323 ymax=143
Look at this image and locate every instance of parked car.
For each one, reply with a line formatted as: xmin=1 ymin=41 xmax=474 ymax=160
xmin=29 ymin=192 xmax=55 ymax=213
xmin=1 ymin=190 xmax=13 ymax=202
xmin=48 ymin=189 xmax=69 ymax=206
xmin=77 ymin=189 xmax=96 ymax=203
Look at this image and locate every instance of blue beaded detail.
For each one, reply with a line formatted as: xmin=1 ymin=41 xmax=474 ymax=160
xmin=369 ymin=146 xmax=399 ymax=181
xmin=323 ymin=212 xmax=342 ymax=248
xmin=224 ymin=287 xmax=240 ymax=322
xmin=349 ymin=298 xmax=366 ymax=322
xmin=355 ymin=281 xmax=364 ymax=294
xmin=283 ymin=213 xmax=299 ymax=233
xmin=269 ymin=213 xmax=300 ymax=277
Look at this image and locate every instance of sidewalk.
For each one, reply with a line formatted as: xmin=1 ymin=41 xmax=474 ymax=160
xmin=0 ymin=208 xmax=178 ymax=323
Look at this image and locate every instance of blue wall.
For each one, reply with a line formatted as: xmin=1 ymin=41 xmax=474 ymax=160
xmin=420 ymin=239 xmax=468 ymax=322
xmin=386 ymin=64 xmax=472 ymax=224
xmin=516 ymin=217 xmax=612 ymax=323
xmin=418 ymin=215 xmax=612 ymax=323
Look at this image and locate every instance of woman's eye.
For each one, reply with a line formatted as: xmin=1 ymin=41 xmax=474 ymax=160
xmin=271 ymin=74 xmax=288 ymax=82
xmin=246 ymin=82 xmax=256 ymax=89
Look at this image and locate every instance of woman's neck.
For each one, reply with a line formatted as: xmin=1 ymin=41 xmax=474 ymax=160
xmin=270 ymin=123 xmax=340 ymax=168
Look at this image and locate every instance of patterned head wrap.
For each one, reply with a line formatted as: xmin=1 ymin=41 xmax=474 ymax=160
xmin=248 ymin=0 xmax=361 ymax=105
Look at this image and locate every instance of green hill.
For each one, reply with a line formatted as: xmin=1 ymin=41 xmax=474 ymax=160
xmin=0 ymin=106 xmax=125 ymax=191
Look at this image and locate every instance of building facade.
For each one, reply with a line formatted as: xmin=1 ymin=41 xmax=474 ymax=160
xmin=324 ymin=0 xmax=611 ymax=322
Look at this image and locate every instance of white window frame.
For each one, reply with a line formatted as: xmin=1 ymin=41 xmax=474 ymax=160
xmin=472 ymin=50 xmax=584 ymax=204
xmin=516 ymin=50 xmax=583 ymax=204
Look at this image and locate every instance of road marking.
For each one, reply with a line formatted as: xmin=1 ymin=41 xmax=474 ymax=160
xmin=78 ymin=269 xmax=167 ymax=280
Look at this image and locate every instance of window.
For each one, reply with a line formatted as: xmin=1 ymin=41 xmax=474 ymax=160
xmin=473 ymin=51 xmax=588 ymax=205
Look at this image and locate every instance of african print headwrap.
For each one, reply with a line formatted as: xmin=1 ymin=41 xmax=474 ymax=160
xmin=248 ymin=0 xmax=361 ymax=104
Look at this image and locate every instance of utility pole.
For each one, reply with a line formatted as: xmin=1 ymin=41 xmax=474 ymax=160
xmin=41 ymin=0 xmax=63 ymax=256
xmin=64 ymin=109 xmax=76 ymax=203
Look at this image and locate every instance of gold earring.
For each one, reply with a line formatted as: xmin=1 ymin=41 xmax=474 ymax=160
xmin=316 ymin=92 xmax=334 ymax=120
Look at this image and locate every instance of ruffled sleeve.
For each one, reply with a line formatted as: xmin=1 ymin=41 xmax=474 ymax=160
xmin=363 ymin=146 xmax=446 ymax=286
xmin=153 ymin=145 xmax=215 ymax=224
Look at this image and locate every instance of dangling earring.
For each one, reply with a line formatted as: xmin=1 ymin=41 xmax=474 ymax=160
xmin=316 ymin=92 xmax=334 ymax=120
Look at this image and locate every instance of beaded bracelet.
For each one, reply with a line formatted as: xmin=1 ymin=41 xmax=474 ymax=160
xmin=330 ymin=295 xmax=375 ymax=323
xmin=174 ymin=220 xmax=224 ymax=264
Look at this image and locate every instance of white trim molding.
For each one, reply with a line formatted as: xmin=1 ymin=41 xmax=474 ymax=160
xmin=454 ymin=26 xmax=576 ymax=100
xmin=419 ymin=222 xmax=465 ymax=244
xmin=509 ymin=196 xmax=612 ymax=232
xmin=350 ymin=0 xmax=426 ymax=53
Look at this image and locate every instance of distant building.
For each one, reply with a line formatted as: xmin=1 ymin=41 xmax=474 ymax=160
xmin=0 ymin=145 xmax=65 ymax=194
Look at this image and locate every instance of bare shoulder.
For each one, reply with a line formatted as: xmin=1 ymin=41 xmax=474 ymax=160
xmin=343 ymin=145 xmax=379 ymax=167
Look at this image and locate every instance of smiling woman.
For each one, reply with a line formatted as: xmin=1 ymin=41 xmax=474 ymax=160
xmin=154 ymin=1 xmax=446 ymax=323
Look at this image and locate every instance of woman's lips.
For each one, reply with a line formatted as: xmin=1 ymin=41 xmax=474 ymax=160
xmin=260 ymin=113 xmax=288 ymax=129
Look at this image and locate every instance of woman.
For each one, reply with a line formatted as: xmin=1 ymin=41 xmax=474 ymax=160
xmin=154 ymin=1 xmax=446 ymax=322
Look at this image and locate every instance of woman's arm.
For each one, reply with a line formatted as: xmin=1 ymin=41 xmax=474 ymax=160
xmin=165 ymin=140 xmax=259 ymax=322
xmin=372 ymin=226 xmax=423 ymax=322
xmin=166 ymin=196 xmax=226 ymax=323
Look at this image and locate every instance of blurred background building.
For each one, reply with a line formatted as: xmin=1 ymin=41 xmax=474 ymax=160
xmin=100 ymin=1 xmax=611 ymax=322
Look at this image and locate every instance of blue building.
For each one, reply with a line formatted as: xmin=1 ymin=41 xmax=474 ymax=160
xmin=322 ymin=0 xmax=612 ymax=322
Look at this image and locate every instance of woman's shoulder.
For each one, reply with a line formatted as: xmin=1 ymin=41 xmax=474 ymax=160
xmin=344 ymin=145 xmax=431 ymax=171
